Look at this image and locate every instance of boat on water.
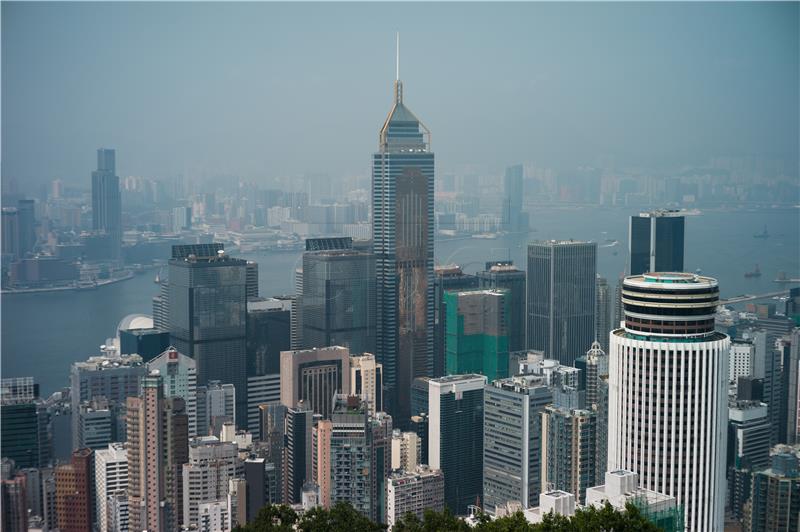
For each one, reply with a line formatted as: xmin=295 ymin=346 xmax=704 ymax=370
xmin=753 ymin=226 xmax=770 ymax=239
xmin=775 ymin=271 xmax=800 ymax=283
xmin=472 ymin=233 xmax=498 ymax=239
xmin=744 ymin=264 xmax=762 ymax=278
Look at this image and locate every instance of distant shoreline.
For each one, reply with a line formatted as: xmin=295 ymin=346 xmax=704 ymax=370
xmin=1 ymin=270 xmax=135 ymax=296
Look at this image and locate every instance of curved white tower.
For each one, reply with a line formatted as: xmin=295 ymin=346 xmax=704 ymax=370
xmin=608 ymin=273 xmax=728 ymax=531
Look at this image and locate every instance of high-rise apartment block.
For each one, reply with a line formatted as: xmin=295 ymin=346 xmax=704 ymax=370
xmin=527 ymin=240 xmax=597 ymax=366
xmin=55 ymin=448 xmax=93 ymax=532
xmin=483 ymin=374 xmax=553 ymax=513
xmin=95 ymin=442 xmax=128 ymax=532
xmin=595 ymin=276 xmax=611 ymax=353
xmin=628 ymin=210 xmax=685 ymax=275
xmin=126 ymin=373 xmax=189 ymax=532
xmin=314 ymin=395 xmax=392 ymax=522
xmin=541 ymin=405 xmax=598 ymax=503
xmin=748 ymin=446 xmax=800 ymax=532
xmin=373 ymin=73 xmax=435 ymax=425
xmin=387 ymin=466 xmax=445 ymax=529
xmin=196 ymin=380 xmax=236 ymax=437
xmin=350 ymin=353 xmax=383 ymax=416
xmin=429 ymin=374 xmax=486 ymax=515
xmin=182 ymin=436 xmax=240 ymax=528
xmin=147 ymin=347 xmax=198 ymax=436
xmin=608 ymin=273 xmax=728 ymax=531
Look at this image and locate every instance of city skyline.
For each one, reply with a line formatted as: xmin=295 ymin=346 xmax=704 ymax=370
xmin=2 ymin=2 xmax=798 ymax=190
xmin=1 ymin=3 xmax=798 ymax=531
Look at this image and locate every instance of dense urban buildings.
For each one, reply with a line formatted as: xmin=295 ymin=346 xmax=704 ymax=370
xmin=608 ymin=273 xmax=729 ymax=531
xmin=373 ymin=72 xmax=435 ymax=426
xmin=748 ymin=446 xmax=800 ymax=532
xmin=628 ymin=210 xmax=685 ymax=275
xmin=527 ymin=240 xmax=597 ymax=366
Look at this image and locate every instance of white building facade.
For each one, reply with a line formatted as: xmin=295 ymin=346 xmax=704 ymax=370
xmin=608 ymin=273 xmax=729 ymax=531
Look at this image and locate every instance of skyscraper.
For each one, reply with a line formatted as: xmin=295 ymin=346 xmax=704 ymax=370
xmin=168 ymin=244 xmax=248 ymax=427
xmin=483 ymin=374 xmax=553 ymax=513
xmin=16 ymin=199 xmax=36 ymax=258
xmin=313 ymin=395 xmax=392 ymax=522
xmin=146 ymin=347 xmax=198 ymax=436
xmin=434 ymin=265 xmax=479 ymax=377
xmin=300 ymin=246 xmax=376 ymax=355
xmin=282 ymin=403 xmax=313 ymax=504
xmin=1 ymin=474 xmax=28 ymax=532
xmin=280 ymin=346 xmax=351 ymax=419
xmin=749 ymin=447 xmax=800 ymax=532
xmin=608 ymin=273 xmax=729 ymax=531
xmin=541 ymin=405 xmax=598 ymax=504
xmin=1 ymin=377 xmax=49 ymax=469
xmin=70 ymin=352 xmax=145 ymax=451
xmin=387 ymin=466 xmax=445 ymax=529
xmin=501 ymin=164 xmax=525 ymax=232
xmin=126 ymin=373 xmax=189 ymax=532
xmin=55 ymin=448 xmax=93 ymax=532
xmin=575 ymin=341 xmax=609 ymax=483
xmin=477 ymin=261 xmax=527 ymax=354
xmin=182 ymin=436 xmax=240 ymax=528
xmin=428 ymin=374 xmax=486 ymax=515
xmin=350 ymin=353 xmax=383 ymax=416
xmin=628 ymin=210 xmax=685 ymax=275
xmin=444 ymin=289 xmax=511 ymax=382
xmin=527 ymin=240 xmax=597 ymax=366
xmin=373 ymin=66 xmax=434 ymax=425
xmin=91 ymin=148 xmax=122 ymax=260
xmin=95 ymin=442 xmax=128 ymax=532
xmin=594 ymin=276 xmax=611 ymax=353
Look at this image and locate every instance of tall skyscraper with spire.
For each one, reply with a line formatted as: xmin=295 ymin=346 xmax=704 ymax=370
xmin=372 ymin=38 xmax=434 ymax=426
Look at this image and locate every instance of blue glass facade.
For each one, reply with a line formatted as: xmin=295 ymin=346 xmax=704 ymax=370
xmin=372 ymin=80 xmax=434 ymax=426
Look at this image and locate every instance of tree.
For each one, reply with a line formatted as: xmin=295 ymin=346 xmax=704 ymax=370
xmin=234 ymin=504 xmax=298 ymax=532
xmin=297 ymin=501 xmax=385 ymax=531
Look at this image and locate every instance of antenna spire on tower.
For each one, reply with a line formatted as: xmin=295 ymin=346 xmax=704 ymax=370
xmin=396 ymin=32 xmax=400 ymax=81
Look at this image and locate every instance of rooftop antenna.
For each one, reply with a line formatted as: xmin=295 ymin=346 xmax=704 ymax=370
xmin=393 ymin=32 xmax=402 ymax=104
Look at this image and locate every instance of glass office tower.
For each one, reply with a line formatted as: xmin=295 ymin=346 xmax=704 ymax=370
xmin=168 ymin=245 xmax=248 ymax=427
xmin=527 ymin=240 xmax=597 ymax=366
xmin=373 ymin=75 xmax=434 ymax=426
xmin=91 ymin=148 xmax=122 ymax=260
xmin=629 ymin=210 xmax=685 ymax=275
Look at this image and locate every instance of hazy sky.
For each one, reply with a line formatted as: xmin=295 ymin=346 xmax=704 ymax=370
xmin=2 ymin=2 xmax=798 ymax=187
